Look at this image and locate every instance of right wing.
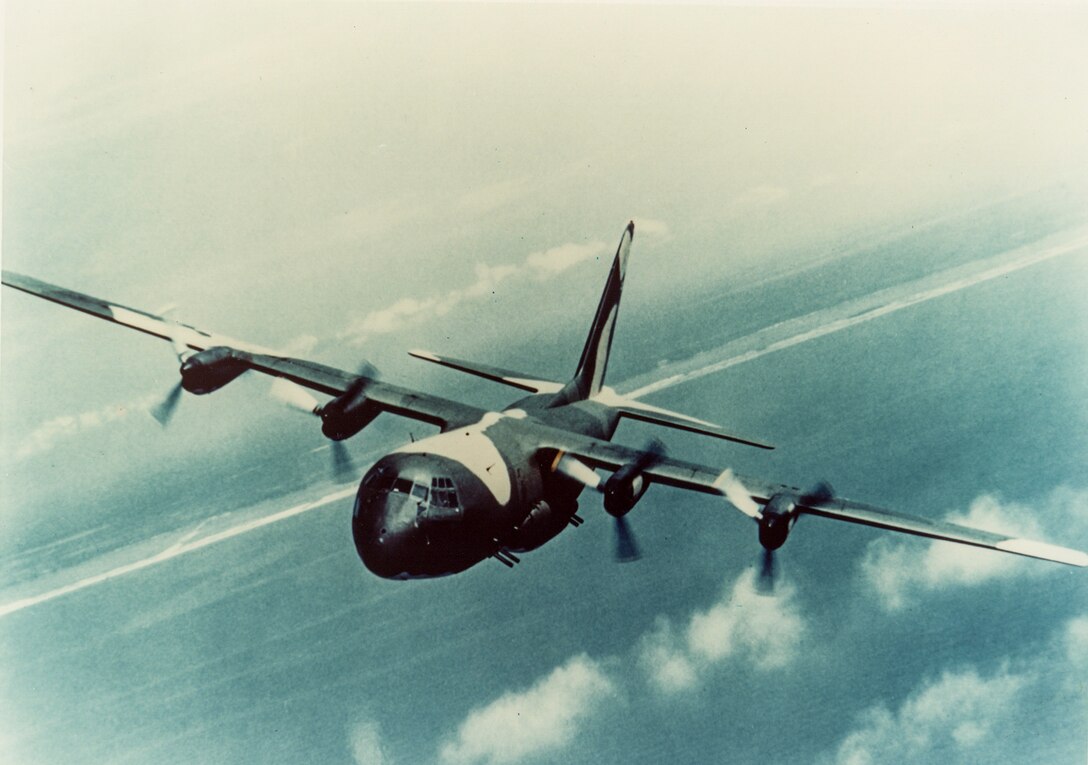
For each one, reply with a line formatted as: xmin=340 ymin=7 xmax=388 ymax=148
xmin=2 ymin=270 xmax=486 ymax=431
xmin=534 ymin=425 xmax=1088 ymax=567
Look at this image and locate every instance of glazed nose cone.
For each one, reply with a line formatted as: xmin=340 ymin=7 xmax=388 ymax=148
xmin=353 ymin=489 xmax=421 ymax=579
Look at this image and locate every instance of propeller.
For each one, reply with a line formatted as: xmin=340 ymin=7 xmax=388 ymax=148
xmin=330 ymin=442 xmax=356 ymax=484
xmin=269 ymin=362 xmax=380 ymax=484
xmin=149 ymin=309 xmax=194 ymax=427
xmin=756 ymin=481 xmax=835 ymax=596
xmin=149 ymin=382 xmax=184 ymax=426
xmin=613 ymin=516 xmax=639 ymax=563
xmin=269 ymin=377 xmax=356 ymax=482
xmin=554 ymin=438 xmax=667 ymax=563
xmin=757 ymin=547 xmax=778 ymax=595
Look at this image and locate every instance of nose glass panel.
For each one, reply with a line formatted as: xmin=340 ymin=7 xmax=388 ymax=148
xmin=353 ymin=455 xmax=481 ymax=578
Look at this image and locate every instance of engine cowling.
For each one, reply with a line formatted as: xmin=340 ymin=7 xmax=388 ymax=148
xmin=758 ymin=493 xmax=798 ymax=550
xmin=319 ymin=378 xmax=380 ymax=440
xmin=179 ymin=346 xmax=249 ymax=394
xmin=603 ymin=462 xmax=650 ymax=518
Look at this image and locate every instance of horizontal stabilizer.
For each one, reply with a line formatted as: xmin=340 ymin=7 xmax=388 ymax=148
xmin=593 ymin=388 xmax=773 ymax=449
xmin=409 ymin=350 xmax=563 ymax=394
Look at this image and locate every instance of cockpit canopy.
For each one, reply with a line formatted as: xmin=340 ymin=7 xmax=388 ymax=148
xmin=361 ymin=467 xmax=463 ymax=522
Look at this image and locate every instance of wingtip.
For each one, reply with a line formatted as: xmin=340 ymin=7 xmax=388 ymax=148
xmin=626 ymin=220 xmax=636 ymax=237
xmin=995 ymin=539 xmax=1088 ymax=567
xmin=408 ymin=349 xmax=439 ymax=362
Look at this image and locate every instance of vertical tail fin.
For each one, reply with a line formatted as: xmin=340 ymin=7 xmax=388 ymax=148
xmin=556 ymin=221 xmax=634 ymax=403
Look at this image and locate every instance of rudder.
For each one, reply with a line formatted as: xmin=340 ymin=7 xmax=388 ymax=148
xmin=555 ymin=221 xmax=634 ymax=404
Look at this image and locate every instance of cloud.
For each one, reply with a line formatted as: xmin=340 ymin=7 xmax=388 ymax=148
xmin=632 ymin=217 xmax=669 ymax=237
xmin=439 ymin=654 xmax=615 ymax=765
xmin=342 ymin=237 xmax=613 ymax=343
xmin=1062 ymin=615 xmax=1088 ymax=670
xmin=16 ymin=395 xmax=158 ymax=461
xmin=822 ymin=612 xmax=1088 ymax=765
xmin=439 ymin=570 xmax=801 ymax=763
xmin=639 ymin=570 xmax=806 ymax=693
xmin=524 ymin=241 xmax=607 ymax=278
xmin=825 ymin=666 xmax=1029 ymax=765
xmin=861 ymin=488 xmax=1088 ymax=611
xmin=349 ymin=719 xmax=393 ymax=765
xmin=638 ymin=619 xmax=698 ymax=694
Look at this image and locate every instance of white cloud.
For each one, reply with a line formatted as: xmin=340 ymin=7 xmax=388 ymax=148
xmin=342 ymin=236 xmax=614 ymax=343
xmin=826 ymin=666 xmax=1028 ymax=765
xmin=861 ymin=490 xmax=1088 ymax=611
xmin=1063 ymin=615 xmax=1088 ymax=670
xmin=439 ymin=654 xmax=615 ymax=765
xmin=638 ymin=619 xmax=698 ymax=694
xmin=349 ymin=718 xmax=392 ymax=765
xmin=341 ymin=262 xmax=520 ymax=341
xmin=350 ymin=296 xmax=441 ymax=338
xmin=16 ymin=395 xmax=158 ymax=461
xmin=823 ymin=613 xmax=1088 ymax=765
xmin=524 ymin=241 xmax=607 ymax=278
xmin=639 ymin=570 xmax=806 ymax=694
xmin=632 ymin=217 xmax=669 ymax=237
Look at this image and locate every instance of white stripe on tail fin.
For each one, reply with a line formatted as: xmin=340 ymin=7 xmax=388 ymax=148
xmin=555 ymin=221 xmax=634 ymax=404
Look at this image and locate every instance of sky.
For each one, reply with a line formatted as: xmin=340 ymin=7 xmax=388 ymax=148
xmin=2 ymin=2 xmax=1087 ymax=764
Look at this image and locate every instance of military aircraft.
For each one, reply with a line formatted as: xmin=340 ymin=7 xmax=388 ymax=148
xmin=4 ymin=222 xmax=1086 ymax=581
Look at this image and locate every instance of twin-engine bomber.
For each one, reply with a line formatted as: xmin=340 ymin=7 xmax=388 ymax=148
xmin=4 ymin=222 xmax=1086 ymax=582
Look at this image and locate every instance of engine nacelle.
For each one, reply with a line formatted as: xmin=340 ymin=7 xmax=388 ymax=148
xmin=179 ymin=346 xmax=249 ymax=394
xmin=319 ymin=378 xmax=380 ymax=440
xmin=758 ymin=493 xmax=798 ymax=550
xmin=603 ymin=462 xmax=650 ymax=518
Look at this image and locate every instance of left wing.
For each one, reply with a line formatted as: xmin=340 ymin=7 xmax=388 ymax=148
xmin=239 ymin=352 xmax=483 ymax=429
xmin=2 ymin=270 xmax=485 ymax=430
xmin=534 ymin=425 xmax=1088 ymax=567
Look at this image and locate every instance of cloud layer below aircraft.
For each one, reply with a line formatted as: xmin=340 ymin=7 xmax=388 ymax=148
xmin=425 ymin=549 xmax=1085 ymax=765
xmin=862 ymin=487 xmax=1088 ymax=611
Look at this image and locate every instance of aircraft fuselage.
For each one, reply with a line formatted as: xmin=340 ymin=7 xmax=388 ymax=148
xmin=352 ymin=396 xmax=618 ymax=579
